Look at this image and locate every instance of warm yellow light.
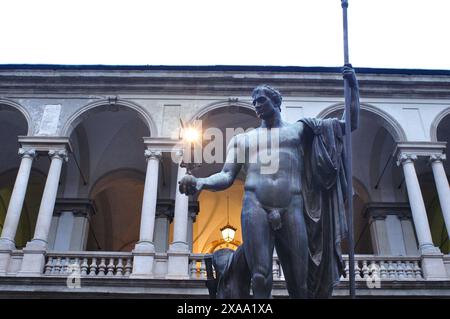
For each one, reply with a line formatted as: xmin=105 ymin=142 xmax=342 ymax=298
xmin=220 ymin=225 xmax=237 ymax=243
xmin=183 ymin=127 xmax=201 ymax=143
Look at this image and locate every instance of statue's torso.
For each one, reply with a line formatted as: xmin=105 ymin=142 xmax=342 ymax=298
xmin=237 ymin=122 xmax=304 ymax=208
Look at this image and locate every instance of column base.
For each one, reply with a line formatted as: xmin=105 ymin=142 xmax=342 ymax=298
xmin=0 ymin=238 xmax=16 ymax=251
xmin=166 ymin=241 xmax=190 ymax=279
xmin=130 ymin=241 xmax=155 ymax=278
xmin=0 ymin=253 xmax=11 ymax=276
xmin=420 ymin=247 xmax=448 ymax=280
xmin=17 ymin=240 xmax=47 ymax=277
xmin=0 ymin=239 xmax=15 ymax=275
xmin=420 ymin=244 xmax=441 ymax=254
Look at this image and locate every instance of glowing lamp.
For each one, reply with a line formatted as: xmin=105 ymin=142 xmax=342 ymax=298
xmin=220 ymin=224 xmax=237 ymax=243
xmin=183 ymin=127 xmax=201 ymax=143
xmin=220 ymin=196 xmax=236 ymax=243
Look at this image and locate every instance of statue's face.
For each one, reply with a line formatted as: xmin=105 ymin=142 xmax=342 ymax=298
xmin=252 ymin=90 xmax=276 ymax=120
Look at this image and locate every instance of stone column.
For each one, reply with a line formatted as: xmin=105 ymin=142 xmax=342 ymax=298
xmin=19 ymin=149 xmax=68 ymax=276
xmin=0 ymin=149 xmax=36 ymax=275
xmin=172 ymin=165 xmax=189 ymax=247
xmin=0 ymin=149 xmax=36 ymax=247
xmin=151 ymin=200 xmax=174 ymax=277
xmin=430 ymin=154 xmax=450 ymax=240
xmin=132 ymin=150 xmax=161 ymax=278
xmin=154 ymin=199 xmax=174 ymax=253
xmin=48 ymin=199 xmax=95 ymax=251
xmin=369 ymin=215 xmax=391 ymax=255
xmin=398 ymin=153 xmax=447 ymax=279
xmin=166 ymin=156 xmax=190 ymax=279
xmin=398 ymin=214 xmax=419 ymax=255
xmin=398 ymin=154 xmax=435 ymax=251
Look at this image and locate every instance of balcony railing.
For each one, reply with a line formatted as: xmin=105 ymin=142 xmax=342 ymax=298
xmin=44 ymin=251 xmax=133 ymax=277
xmin=188 ymin=254 xmax=424 ymax=281
xmin=42 ymin=251 xmax=424 ymax=281
xmin=189 ymin=254 xmax=208 ymax=279
xmin=341 ymin=255 xmax=423 ymax=281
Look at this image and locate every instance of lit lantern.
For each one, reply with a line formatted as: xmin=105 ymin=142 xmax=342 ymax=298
xmin=183 ymin=126 xmax=201 ymax=143
xmin=221 ymin=224 xmax=237 ymax=243
xmin=179 ymin=120 xmax=202 ymax=174
xmin=220 ymin=196 xmax=236 ymax=243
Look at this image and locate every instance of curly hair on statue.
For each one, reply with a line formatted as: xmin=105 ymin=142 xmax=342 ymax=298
xmin=251 ymin=84 xmax=282 ymax=111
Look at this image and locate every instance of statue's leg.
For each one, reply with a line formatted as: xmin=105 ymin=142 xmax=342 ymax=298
xmin=241 ymin=192 xmax=275 ymax=299
xmin=274 ymin=195 xmax=308 ymax=298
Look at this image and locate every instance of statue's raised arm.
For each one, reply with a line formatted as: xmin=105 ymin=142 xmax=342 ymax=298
xmin=341 ymin=64 xmax=360 ymax=132
xmin=179 ymin=135 xmax=243 ymax=195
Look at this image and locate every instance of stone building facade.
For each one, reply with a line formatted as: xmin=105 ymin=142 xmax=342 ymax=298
xmin=0 ymin=65 xmax=449 ymax=297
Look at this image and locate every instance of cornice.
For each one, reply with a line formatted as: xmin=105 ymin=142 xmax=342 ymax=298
xmin=394 ymin=142 xmax=446 ymax=157
xmin=18 ymin=136 xmax=73 ymax=153
xmin=1 ymin=69 xmax=450 ymax=99
xmin=363 ymin=202 xmax=411 ymax=219
xmin=143 ymin=137 xmax=183 ymax=153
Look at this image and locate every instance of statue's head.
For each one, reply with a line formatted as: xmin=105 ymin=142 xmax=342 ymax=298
xmin=251 ymin=85 xmax=282 ymax=119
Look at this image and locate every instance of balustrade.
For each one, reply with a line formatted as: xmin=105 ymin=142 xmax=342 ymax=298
xmin=340 ymin=255 xmax=423 ymax=281
xmin=43 ymin=252 xmax=424 ymax=281
xmin=44 ymin=252 xmax=133 ymax=277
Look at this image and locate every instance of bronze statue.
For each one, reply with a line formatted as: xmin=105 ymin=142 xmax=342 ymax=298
xmin=180 ymin=65 xmax=360 ymax=298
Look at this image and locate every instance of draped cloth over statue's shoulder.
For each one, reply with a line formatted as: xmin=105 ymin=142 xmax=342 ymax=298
xmin=299 ymin=117 xmax=348 ymax=298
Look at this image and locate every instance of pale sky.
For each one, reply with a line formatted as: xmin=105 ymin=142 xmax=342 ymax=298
xmin=1 ymin=0 xmax=449 ymax=69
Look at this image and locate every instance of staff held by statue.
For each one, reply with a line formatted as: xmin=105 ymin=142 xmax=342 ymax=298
xmin=341 ymin=0 xmax=356 ymax=298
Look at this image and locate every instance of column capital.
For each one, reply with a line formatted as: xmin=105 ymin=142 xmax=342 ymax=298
xmin=48 ymin=149 xmax=68 ymax=161
xmin=144 ymin=149 xmax=162 ymax=161
xmin=169 ymin=149 xmax=185 ymax=165
xmin=429 ymin=153 xmax=446 ymax=163
xmin=18 ymin=148 xmax=37 ymax=159
xmin=175 ymin=149 xmax=184 ymax=159
xmin=54 ymin=198 xmax=96 ymax=217
xmin=372 ymin=214 xmax=387 ymax=221
xmin=394 ymin=142 xmax=446 ymax=165
xmin=396 ymin=153 xmax=417 ymax=166
xmin=143 ymin=137 xmax=184 ymax=164
xmin=363 ymin=202 xmax=411 ymax=220
xmin=175 ymin=149 xmax=184 ymax=157
xmin=156 ymin=199 xmax=175 ymax=221
xmin=156 ymin=209 xmax=174 ymax=221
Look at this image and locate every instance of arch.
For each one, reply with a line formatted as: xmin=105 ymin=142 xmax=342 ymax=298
xmin=317 ymin=102 xmax=407 ymax=142
xmin=0 ymin=98 xmax=32 ymax=135
xmin=430 ymin=106 xmax=450 ymax=142
xmin=188 ymin=100 xmax=256 ymax=124
xmin=61 ymin=99 xmax=157 ymax=137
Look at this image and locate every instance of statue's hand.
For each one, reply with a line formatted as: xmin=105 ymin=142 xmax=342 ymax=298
xmin=342 ymin=64 xmax=358 ymax=88
xmin=179 ymin=175 xmax=202 ymax=195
